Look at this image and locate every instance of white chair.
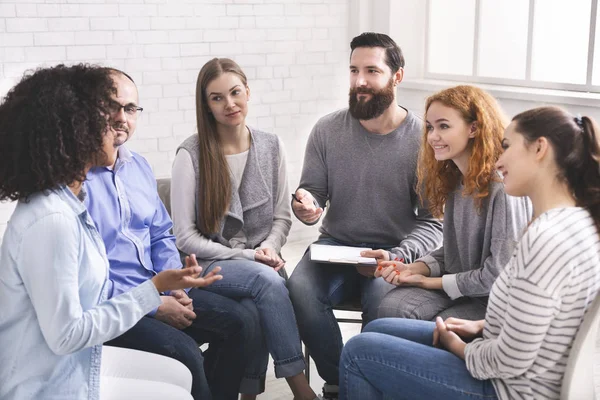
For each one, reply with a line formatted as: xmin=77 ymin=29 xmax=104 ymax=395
xmin=561 ymin=293 xmax=600 ymax=400
xmin=100 ymin=346 xmax=193 ymax=400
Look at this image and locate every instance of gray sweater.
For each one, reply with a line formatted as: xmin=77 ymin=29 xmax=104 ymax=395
xmin=419 ymin=181 xmax=532 ymax=300
xmin=298 ymin=108 xmax=443 ymax=263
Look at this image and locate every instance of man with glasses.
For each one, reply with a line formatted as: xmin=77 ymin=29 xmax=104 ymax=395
xmin=84 ymin=69 xmax=258 ymax=400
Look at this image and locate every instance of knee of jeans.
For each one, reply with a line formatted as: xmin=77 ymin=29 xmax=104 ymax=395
xmin=377 ymin=298 xmax=421 ymax=320
xmin=256 ymin=267 xmax=287 ymax=289
xmin=362 ymin=318 xmax=388 ymax=334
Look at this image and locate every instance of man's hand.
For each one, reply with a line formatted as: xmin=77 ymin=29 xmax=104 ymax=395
xmin=360 ymin=249 xmax=390 ymax=263
xmin=170 ymin=289 xmax=193 ymax=311
xmin=444 ymin=318 xmax=485 ymax=340
xmin=292 ymin=188 xmax=323 ymax=224
xmin=255 ymin=247 xmax=285 ymax=272
xmin=374 ymin=260 xmax=408 ymax=280
xmin=155 ymin=295 xmax=196 ymax=330
xmin=357 ymin=249 xmax=392 ymax=277
xmin=434 ymin=317 xmax=466 ymax=359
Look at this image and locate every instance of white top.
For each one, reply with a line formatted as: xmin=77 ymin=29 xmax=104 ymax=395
xmin=226 ymin=150 xmax=249 ymax=248
xmin=171 ymin=138 xmax=291 ymax=261
xmin=465 ymin=207 xmax=600 ymax=400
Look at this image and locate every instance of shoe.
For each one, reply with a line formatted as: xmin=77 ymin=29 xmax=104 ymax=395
xmin=322 ymin=383 xmax=339 ymax=400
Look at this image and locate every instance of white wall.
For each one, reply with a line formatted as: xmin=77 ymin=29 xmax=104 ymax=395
xmin=0 ymin=0 xmax=354 ymax=242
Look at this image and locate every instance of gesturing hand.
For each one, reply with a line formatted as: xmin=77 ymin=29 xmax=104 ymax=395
xmin=151 ymin=255 xmax=223 ymax=293
xmin=292 ymin=188 xmax=323 ymax=224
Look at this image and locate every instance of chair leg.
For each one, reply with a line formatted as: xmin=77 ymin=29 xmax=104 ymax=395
xmin=304 ymin=344 xmax=310 ymax=384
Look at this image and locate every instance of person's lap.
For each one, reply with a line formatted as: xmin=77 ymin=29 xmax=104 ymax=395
xmin=340 ymin=318 xmax=497 ymax=400
xmin=287 ymin=237 xmax=395 ymax=385
xmin=377 ymin=286 xmax=487 ymax=321
xmin=105 ymin=287 xmax=253 ymax=400
xmin=202 ymin=258 xmax=305 ymax=379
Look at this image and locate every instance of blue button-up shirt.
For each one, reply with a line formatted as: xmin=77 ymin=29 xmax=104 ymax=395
xmin=84 ymin=146 xmax=182 ymax=309
xmin=0 ymin=186 xmax=161 ymax=400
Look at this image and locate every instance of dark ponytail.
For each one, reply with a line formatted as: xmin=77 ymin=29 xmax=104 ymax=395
xmin=512 ymin=106 xmax=600 ymax=234
xmin=575 ymin=116 xmax=600 ymax=232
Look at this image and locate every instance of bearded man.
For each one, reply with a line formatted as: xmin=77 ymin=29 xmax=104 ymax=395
xmin=287 ymin=32 xmax=443 ymax=400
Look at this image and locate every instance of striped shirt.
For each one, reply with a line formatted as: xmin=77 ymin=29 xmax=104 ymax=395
xmin=465 ymin=207 xmax=600 ymax=400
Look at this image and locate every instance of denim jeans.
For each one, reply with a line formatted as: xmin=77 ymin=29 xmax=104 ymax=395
xmin=339 ymin=318 xmax=498 ymax=400
xmin=202 ymin=259 xmax=306 ymax=383
xmin=287 ymin=237 xmax=396 ymax=384
xmin=105 ymin=287 xmax=257 ymax=400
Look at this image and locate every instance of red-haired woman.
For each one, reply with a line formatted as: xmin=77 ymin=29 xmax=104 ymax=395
xmin=338 ymin=105 xmax=600 ymax=400
xmin=370 ymin=85 xmax=531 ymax=321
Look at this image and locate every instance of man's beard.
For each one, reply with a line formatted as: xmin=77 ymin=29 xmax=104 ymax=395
xmin=348 ymin=77 xmax=395 ymax=120
xmin=112 ymin=124 xmax=129 ymax=147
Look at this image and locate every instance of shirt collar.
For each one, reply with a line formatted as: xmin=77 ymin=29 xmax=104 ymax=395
xmin=110 ymin=145 xmax=133 ymax=172
xmin=56 ymin=185 xmax=88 ymax=217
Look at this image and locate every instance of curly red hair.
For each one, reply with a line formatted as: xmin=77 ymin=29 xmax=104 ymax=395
xmin=417 ymin=85 xmax=507 ymax=218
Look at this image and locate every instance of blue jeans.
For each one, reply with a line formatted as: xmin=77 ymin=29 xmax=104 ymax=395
xmin=203 ymin=259 xmax=305 ymax=383
xmin=287 ymin=237 xmax=396 ymax=384
xmin=339 ymin=318 xmax=498 ymax=400
xmin=105 ymin=287 xmax=256 ymax=400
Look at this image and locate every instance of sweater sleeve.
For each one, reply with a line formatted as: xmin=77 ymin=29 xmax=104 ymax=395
xmin=170 ymin=149 xmax=255 ymax=261
xmin=417 ymin=246 xmax=445 ymax=276
xmin=388 ymin=193 xmax=443 ymax=264
xmin=259 ymin=138 xmax=292 ymax=252
xmin=296 ymin=122 xmax=328 ymax=224
xmin=442 ymin=191 xmax=526 ymax=300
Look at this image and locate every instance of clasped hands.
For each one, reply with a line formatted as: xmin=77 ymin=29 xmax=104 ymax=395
xmin=255 ymin=247 xmax=285 ymax=271
xmin=432 ymin=317 xmax=485 ymax=360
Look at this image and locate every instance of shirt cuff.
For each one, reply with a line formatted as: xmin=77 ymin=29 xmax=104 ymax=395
xmin=132 ymin=279 xmax=162 ymax=317
xmin=418 ymin=255 xmax=441 ymax=277
xmin=442 ymin=274 xmax=463 ymax=300
xmin=242 ymin=249 xmax=256 ymax=260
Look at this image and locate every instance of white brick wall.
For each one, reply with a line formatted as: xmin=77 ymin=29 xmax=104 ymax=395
xmin=0 ymin=0 xmax=352 ymax=243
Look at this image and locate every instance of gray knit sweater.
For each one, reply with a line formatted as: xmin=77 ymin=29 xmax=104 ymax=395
xmin=418 ymin=181 xmax=532 ymax=299
xmin=298 ymin=108 xmax=443 ymax=262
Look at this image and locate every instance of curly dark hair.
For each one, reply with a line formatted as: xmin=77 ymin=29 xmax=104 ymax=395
xmin=0 ymin=63 xmax=116 ymax=201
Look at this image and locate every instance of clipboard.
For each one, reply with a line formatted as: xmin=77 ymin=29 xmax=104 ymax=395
xmin=310 ymin=244 xmax=377 ymax=265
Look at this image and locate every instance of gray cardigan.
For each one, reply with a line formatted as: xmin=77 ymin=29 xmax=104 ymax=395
xmin=418 ymin=181 xmax=532 ymax=300
xmin=172 ymin=128 xmax=291 ymax=267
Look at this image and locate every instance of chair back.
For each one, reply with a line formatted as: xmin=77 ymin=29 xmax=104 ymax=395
xmin=156 ymin=178 xmax=172 ymax=217
xmin=561 ymin=293 xmax=600 ymax=399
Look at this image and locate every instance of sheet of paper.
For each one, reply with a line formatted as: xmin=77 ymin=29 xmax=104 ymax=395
xmin=310 ymin=244 xmax=377 ymax=265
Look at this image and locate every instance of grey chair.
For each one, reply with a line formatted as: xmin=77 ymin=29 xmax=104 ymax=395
xmin=560 ymin=293 xmax=600 ymax=400
xmin=156 ymin=178 xmax=172 ymax=217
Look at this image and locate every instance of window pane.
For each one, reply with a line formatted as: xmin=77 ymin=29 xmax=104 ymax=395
xmin=478 ymin=0 xmax=529 ymax=79
xmin=531 ymin=0 xmax=591 ymax=84
xmin=592 ymin=3 xmax=600 ymax=85
xmin=427 ymin=0 xmax=476 ymax=76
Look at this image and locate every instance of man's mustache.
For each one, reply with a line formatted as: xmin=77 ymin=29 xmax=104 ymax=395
xmin=351 ymin=88 xmax=376 ymax=96
xmin=112 ymin=125 xmax=129 ymax=134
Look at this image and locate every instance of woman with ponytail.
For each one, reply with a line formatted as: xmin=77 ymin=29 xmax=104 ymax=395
xmin=338 ymin=106 xmax=600 ymax=400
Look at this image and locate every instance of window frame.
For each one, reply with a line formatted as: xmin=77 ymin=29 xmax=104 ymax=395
xmin=424 ymin=0 xmax=600 ymax=93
